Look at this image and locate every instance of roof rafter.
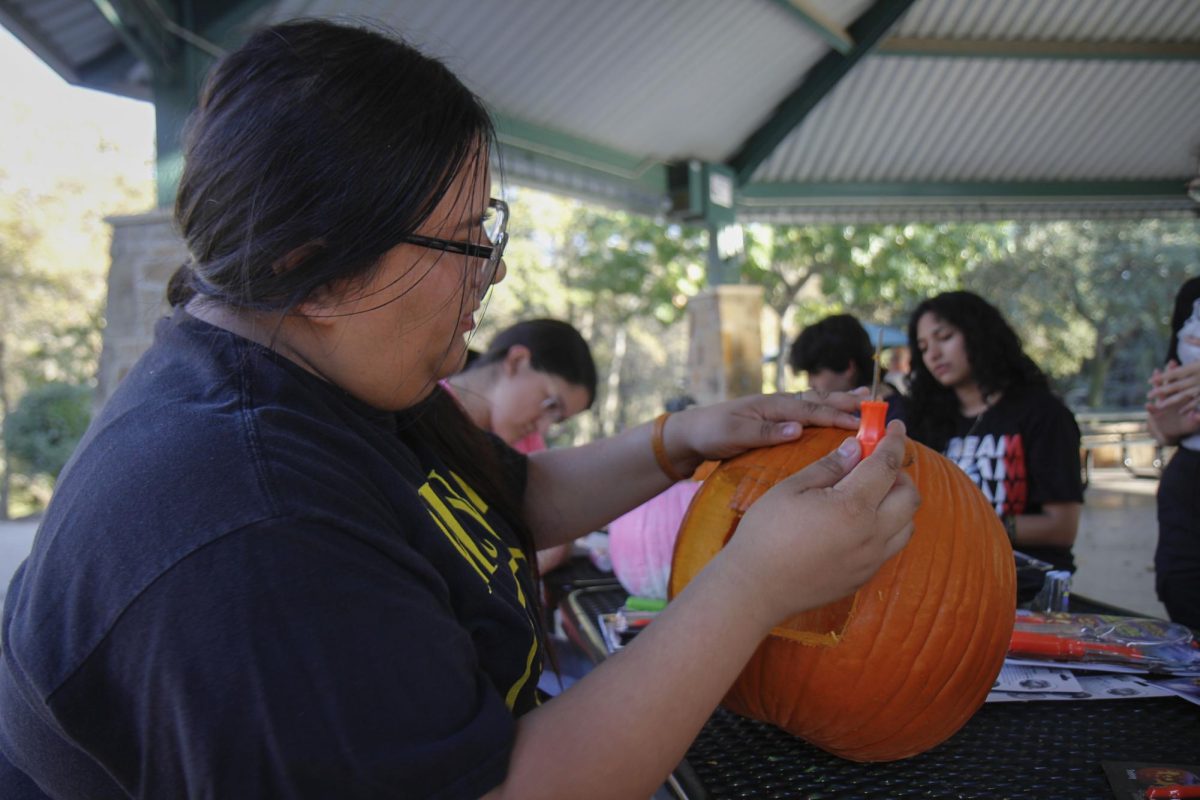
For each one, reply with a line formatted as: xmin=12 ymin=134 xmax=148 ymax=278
xmin=739 ymin=179 xmax=1190 ymax=202
xmin=768 ymin=0 xmax=853 ymax=54
xmin=88 ymin=0 xmax=175 ymax=72
xmin=729 ymin=0 xmax=920 ymax=185
xmin=876 ymin=37 xmax=1200 ymax=61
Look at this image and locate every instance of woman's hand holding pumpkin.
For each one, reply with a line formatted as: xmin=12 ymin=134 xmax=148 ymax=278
xmin=662 ymin=391 xmax=863 ymax=478
xmin=716 ymin=420 xmax=919 ymax=629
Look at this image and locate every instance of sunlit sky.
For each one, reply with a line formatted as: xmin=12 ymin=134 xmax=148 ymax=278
xmin=0 ymin=26 xmax=155 ymax=196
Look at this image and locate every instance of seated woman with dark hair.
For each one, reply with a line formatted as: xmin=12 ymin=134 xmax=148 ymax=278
xmin=907 ymin=291 xmax=1083 ymax=576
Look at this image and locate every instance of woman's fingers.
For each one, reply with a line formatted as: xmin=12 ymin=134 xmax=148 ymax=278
xmin=875 ymin=470 xmax=921 ymax=541
xmin=724 ymin=421 xmax=920 ymax=622
xmin=773 ymin=436 xmax=862 ymax=495
xmin=836 ymin=420 xmax=910 ymax=509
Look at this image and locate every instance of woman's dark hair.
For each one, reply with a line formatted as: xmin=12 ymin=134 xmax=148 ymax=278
xmin=468 ymin=319 xmax=598 ymax=408
xmin=169 ymin=19 xmax=494 ymax=312
xmin=906 ymin=291 xmax=1048 ymax=448
xmin=788 ymin=314 xmax=874 ymax=383
xmin=165 ymin=21 xmax=548 ymax=625
xmin=1166 ymin=277 xmax=1200 ymax=363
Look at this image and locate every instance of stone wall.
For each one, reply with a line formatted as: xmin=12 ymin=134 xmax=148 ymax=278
xmin=686 ymin=285 xmax=764 ymax=405
xmin=95 ymin=210 xmax=187 ymax=412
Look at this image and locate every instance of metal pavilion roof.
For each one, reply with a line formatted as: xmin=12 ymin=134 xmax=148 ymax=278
xmin=2 ymin=0 xmax=1198 ymax=223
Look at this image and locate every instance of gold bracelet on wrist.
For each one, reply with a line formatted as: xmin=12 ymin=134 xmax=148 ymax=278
xmin=652 ymin=412 xmax=686 ymax=482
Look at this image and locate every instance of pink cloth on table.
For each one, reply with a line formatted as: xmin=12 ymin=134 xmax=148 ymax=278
xmin=608 ymin=480 xmax=703 ymax=600
xmin=511 ymin=432 xmax=546 ymax=454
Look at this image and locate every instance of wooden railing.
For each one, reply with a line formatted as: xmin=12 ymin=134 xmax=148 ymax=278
xmin=1075 ymin=410 xmax=1167 ymax=486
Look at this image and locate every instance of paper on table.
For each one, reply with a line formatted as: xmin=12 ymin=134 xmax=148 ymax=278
xmin=986 ymin=673 xmax=1173 ymax=703
xmin=991 ymin=663 xmax=1083 ymax=694
xmin=1004 ymin=656 xmax=1149 ymax=674
xmin=1150 ymin=675 xmax=1200 ymax=706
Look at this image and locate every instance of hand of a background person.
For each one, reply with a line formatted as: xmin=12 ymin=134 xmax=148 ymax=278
xmin=1148 ymin=356 xmax=1200 ymax=416
xmin=663 ymin=391 xmax=863 ymax=476
xmin=714 ymin=421 xmax=918 ymax=627
xmin=1146 ymin=392 xmax=1200 ymax=445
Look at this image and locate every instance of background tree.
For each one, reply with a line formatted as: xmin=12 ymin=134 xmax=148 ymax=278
xmin=0 ymin=128 xmax=151 ymax=517
xmin=744 ymin=222 xmax=1000 ymax=390
xmin=964 ymin=219 xmax=1199 ymax=406
xmin=4 ymin=381 xmax=91 ymax=506
xmin=481 ymin=188 xmax=706 ymax=442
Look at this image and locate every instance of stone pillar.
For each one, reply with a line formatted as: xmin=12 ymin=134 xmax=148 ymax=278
xmin=686 ymin=285 xmax=764 ymax=405
xmin=95 ymin=210 xmax=188 ymax=412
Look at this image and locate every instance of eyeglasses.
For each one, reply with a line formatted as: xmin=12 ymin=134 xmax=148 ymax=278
xmin=538 ymin=393 xmax=566 ymax=425
xmin=400 ymin=198 xmax=509 ymax=284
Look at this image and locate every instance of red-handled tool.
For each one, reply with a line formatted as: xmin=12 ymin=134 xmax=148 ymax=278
xmin=857 ymin=401 xmax=888 ymax=457
xmin=857 ymin=328 xmax=888 ymax=457
xmin=1146 ymin=786 xmax=1200 ymax=799
xmin=1009 ymin=630 xmax=1144 ymax=660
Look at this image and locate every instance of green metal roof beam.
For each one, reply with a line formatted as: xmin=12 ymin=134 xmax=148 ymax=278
xmin=492 ymin=113 xmax=667 ymax=195
xmin=729 ymin=0 xmax=920 ymax=186
xmin=768 ymin=0 xmax=853 ymax=54
xmin=89 ymin=0 xmax=175 ymax=73
xmin=876 ymin=37 xmax=1200 ymax=61
xmin=74 ymin=41 xmax=145 ymax=96
xmin=738 ymin=179 xmax=1190 ymax=203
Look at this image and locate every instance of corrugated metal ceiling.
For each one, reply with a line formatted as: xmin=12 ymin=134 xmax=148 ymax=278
xmin=261 ymin=0 xmax=839 ymax=164
xmin=2 ymin=0 xmax=1198 ymax=222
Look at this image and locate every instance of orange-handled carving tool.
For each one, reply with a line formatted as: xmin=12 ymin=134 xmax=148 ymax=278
xmin=857 ymin=328 xmax=888 ymax=457
xmin=1009 ymin=630 xmax=1144 ymax=660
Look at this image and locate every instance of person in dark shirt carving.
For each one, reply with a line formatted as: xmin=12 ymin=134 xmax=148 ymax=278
xmin=0 ymin=19 xmax=917 ymax=800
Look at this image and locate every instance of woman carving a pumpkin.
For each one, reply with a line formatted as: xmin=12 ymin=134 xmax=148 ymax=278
xmin=0 ymin=20 xmax=918 ymax=799
xmin=906 ymin=291 xmax=1084 ymax=579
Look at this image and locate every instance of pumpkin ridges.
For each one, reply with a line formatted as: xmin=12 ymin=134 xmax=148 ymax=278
xmin=834 ymin=459 xmax=985 ymax=757
xmin=878 ymin=460 xmax=1011 ymax=756
xmin=850 ymin=469 xmax=1015 ymax=758
xmin=670 ymin=428 xmax=1015 ymax=762
xmin=787 ymin=555 xmax=911 ymax=745
xmin=800 ymin=446 xmax=948 ymax=739
xmin=799 ymin=453 xmax=961 ymax=753
xmin=856 ymin=512 xmax=1012 ymax=758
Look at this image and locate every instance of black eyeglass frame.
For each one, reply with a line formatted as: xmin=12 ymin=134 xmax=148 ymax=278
xmin=400 ymin=198 xmax=508 ymax=268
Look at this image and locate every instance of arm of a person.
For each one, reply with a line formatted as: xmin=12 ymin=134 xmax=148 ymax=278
xmin=521 ymin=393 xmax=862 ymax=550
xmin=483 ymin=425 xmax=918 ymax=800
xmin=1013 ymin=500 xmax=1081 ymax=549
xmin=1011 ymin=399 xmax=1084 ymax=550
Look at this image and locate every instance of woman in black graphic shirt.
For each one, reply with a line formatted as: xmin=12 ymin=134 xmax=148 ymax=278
xmin=907 ymin=291 xmax=1083 ymax=574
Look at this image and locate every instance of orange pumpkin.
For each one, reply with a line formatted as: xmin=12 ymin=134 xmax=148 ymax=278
xmin=669 ymin=426 xmax=1015 ymax=762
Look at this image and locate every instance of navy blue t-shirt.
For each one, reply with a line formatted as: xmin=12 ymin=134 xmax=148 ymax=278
xmin=0 ymin=310 xmax=542 ymax=799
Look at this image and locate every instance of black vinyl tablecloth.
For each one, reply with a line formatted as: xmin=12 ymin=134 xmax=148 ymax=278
xmin=563 ymin=586 xmax=1200 ymax=800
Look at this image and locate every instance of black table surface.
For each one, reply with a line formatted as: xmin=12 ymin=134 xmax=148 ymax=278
xmin=563 ymin=585 xmax=1200 ymax=800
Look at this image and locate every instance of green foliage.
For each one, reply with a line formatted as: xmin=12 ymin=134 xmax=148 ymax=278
xmin=963 ymin=219 xmax=1199 ymax=405
xmin=479 ymin=188 xmax=707 ymax=440
xmin=4 ymin=381 xmax=91 ymax=479
xmin=485 ymin=186 xmax=1199 ymax=440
